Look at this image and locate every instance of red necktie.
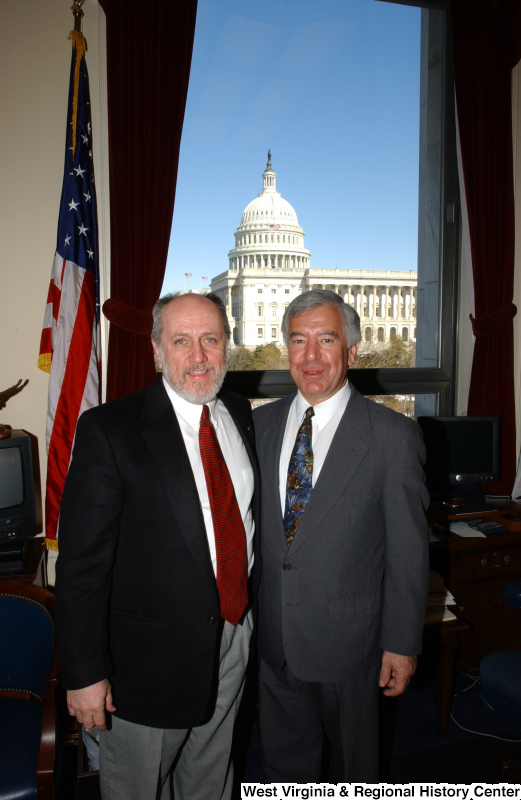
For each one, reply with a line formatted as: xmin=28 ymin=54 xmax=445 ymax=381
xmin=199 ymin=404 xmax=248 ymax=626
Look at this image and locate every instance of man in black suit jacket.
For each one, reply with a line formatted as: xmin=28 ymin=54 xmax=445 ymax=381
xmin=55 ymin=293 xmax=260 ymax=800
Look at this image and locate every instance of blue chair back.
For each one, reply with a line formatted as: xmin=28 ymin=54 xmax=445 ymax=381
xmin=504 ymin=581 xmax=521 ymax=610
xmin=0 ymin=593 xmax=54 ymax=700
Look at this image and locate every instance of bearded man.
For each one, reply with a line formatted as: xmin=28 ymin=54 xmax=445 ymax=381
xmin=55 ymin=293 xmax=260 ymax=800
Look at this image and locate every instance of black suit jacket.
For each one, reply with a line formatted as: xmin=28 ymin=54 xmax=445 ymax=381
xmin=55 ymin=378 xmax=260 ymax=729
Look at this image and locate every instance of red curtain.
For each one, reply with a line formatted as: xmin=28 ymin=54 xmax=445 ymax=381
xmin=451 ymin=0 xmax=521 ymax=494
xmin=98 ymin=0 xmax=198 ymax=400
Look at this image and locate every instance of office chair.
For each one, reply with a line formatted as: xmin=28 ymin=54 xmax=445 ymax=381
xmin=477 ymin=580 xmax=521 ymax=729
xmin=0 ymin=580 xmax=59 ymax=800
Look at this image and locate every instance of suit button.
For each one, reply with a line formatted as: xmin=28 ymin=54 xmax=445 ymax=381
xmin=283 ymin=564 xmax=291 ymax=571
xmin=207 ymin=616 xmax=216 ymax=624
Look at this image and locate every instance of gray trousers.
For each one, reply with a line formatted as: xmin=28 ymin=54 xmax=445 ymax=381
xmin=259 ymin=657 xmax=379 ymax=784
xmin=99 ymin=611 xmax=252 ymax=800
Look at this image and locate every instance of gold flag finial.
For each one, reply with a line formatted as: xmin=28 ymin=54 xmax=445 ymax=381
xmin=71 ymin=0 xmax=85 ymax=32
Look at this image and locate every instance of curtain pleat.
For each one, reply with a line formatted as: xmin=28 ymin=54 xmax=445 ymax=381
xmin=451 ymin=0 xmax=520 ymax=494
xmin=99 ymin=0 xmax=198 ymax=400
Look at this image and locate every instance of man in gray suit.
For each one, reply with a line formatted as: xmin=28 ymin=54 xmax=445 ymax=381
xmin=253 ymin=290 xmax=429 ymax=783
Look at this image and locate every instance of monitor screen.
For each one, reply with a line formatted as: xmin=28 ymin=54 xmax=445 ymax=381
xmin=0 ymin=447 xmax=24 ymax=509
xmin=417 ymin=416 xmax=501 ymax=485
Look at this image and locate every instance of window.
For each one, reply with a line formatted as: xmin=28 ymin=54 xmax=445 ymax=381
xmin=258 ymin=288 xmax=263 ymax=294
xmin=258 ymin=328 xmax=263 ymax=338
xmin=271 ymin=288 xmax=276 ymax=294
xmin=165 ymin=0 xmax=458 ymax=418
xmin=258 ymin=305 xmax=264 ymax=316
xmin=271 ymin=305 xmax=277 ymax=317
xmin=272 ymin=328 xmax=277 ymax=338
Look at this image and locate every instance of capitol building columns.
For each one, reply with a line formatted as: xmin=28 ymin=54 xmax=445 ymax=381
xmin=210 ymin=154 xmax=417 ymax=349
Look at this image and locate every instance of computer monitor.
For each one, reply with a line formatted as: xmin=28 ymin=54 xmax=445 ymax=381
xmin=0 ymin=430 xmax=37 ymax=573
xmin=417 ymin=416 xmax=501 ymax=497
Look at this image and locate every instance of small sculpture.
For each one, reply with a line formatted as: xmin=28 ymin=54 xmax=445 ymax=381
xmin=0 ymin=379 xmax=29 ymax=436
xmin=0 ymin=379 xmax=29 ymax=410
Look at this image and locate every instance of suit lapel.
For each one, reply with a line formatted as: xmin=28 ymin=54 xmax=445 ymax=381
xmin=219 ymin=390 xmax=258 ymax=482
xmin=263 ymin=395 xmax=295 ymax=552
xmin=141 ymin=380 xmax=215 ymax=586
xmin=219 ymin=390 xmax=262 ymax=533
xmin=287 ymin=386 xmax=372 ymax=558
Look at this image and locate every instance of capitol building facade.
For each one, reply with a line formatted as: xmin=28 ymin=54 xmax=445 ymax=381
xmin=210 ymin=155 xmax=417 ymax=348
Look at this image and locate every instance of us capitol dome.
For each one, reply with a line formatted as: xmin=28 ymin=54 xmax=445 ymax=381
xmin=211 ymin=153 xmax=417 ymax=348
xmin=228 ymin=150 xmax=311 ymax=273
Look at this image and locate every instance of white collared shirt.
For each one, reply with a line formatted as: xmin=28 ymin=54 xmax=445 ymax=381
xmin=279 ymin=381 xmax=352 ymax=515
xmin=163 ymin=377 xmax=255 ymax=576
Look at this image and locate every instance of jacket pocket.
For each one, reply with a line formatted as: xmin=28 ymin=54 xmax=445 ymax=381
xmin=328 ymin=590 xmax=380 ymax=621
xmin=110 ymin=607 xmax=165 ymax=625
xmin=334 ymin=491 xmax=377 ymax=507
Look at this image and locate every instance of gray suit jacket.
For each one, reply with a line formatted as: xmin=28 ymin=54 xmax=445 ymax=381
xmin=253 ymin=384 xmax=430 ymax=683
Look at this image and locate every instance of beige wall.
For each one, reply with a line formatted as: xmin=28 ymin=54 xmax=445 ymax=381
xmin=0 ymin=0 xmax=107 ymax=581
xmin=0 ymin=0 xmax=70 ymax=465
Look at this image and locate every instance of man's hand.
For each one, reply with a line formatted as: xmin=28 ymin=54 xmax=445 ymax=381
xmin=66 ymin=679 xmax=116 ymax=730
xmin=378 ymin=651 xmax=417 ymax=697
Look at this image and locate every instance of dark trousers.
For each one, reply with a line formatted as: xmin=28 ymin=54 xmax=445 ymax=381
xmin=259 ymin=657 xmax=379 ymax=784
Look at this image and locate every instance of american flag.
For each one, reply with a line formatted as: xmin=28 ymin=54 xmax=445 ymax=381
xmin=202 ymin=277 xmax=208 ymax=281
xmin=185 ymin=272 xmax=193 ymax=278
xmin=38 ymin=32 xmax=100 ymax=550
xmin=269 ymin=224 xmax=280 ymax=230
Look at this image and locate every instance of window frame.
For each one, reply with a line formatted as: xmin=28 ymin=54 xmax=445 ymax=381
xmin=222 ymin=0 xmax=459 ymax=410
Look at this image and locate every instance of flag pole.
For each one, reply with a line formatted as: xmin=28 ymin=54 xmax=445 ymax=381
xmin=71 ymin=0 xmax=85 ymax=31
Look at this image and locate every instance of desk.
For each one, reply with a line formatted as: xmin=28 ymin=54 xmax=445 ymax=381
xmin=422 ymin=614 xmax=470 ymax=736
xmin=1 ymin=538 xmax=48 ymax=588
xmin=429 ymin=504 xmax=521 ymax=670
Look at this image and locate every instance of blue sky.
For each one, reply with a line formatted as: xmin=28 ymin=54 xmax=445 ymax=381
xmin=162 ymin=0 xmax=421 ymax=295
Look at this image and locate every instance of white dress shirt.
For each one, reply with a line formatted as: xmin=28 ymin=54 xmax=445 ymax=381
xmin=163 ymin=378 xmax=255 ymax=576
xmin=279 ymin=381 xmax=352 ymax=516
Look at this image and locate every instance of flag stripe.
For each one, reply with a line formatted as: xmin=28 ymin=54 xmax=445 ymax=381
xmin=39 ymin=326 xmax=53 ymax=356
xmin=46 ymin=260 xmax=86 ymax=446
xmin=45 ymin=270 xmax=97 ymax=538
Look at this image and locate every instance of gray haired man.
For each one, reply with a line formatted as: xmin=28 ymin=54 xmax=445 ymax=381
xmin=253 ymin=289 xmax=429 ymax=782
xmin=56 ymin=292 xmax=260 ymax=799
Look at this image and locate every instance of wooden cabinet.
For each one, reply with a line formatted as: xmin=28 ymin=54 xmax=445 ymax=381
xmin=430 ymin=525 xmax=521 ymax=670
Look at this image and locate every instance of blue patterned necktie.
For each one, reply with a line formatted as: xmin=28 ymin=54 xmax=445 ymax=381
xmin=283 ymin=407 xmax=314 ymax=545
